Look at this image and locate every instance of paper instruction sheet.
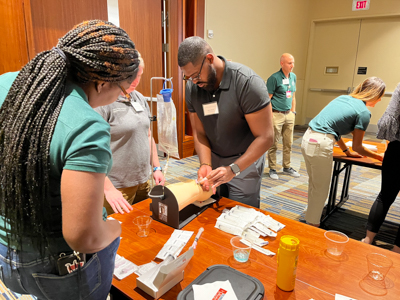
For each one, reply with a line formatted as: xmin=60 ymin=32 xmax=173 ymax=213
xmin=155 ymin=229 xmax=194 ymax=260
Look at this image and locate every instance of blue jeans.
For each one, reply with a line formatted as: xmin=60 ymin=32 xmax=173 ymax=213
xmin=0 ymin=237 xmax=120 ymax=300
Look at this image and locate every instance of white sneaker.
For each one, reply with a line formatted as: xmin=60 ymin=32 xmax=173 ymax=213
xmin=269 ymin=169 xmax=279 ymax=180
xmin=283 ymin=167 xmax=300 ymax=178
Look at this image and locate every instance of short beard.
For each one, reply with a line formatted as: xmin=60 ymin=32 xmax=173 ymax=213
xmin=199 ymin=65 xmax=217 ymax=92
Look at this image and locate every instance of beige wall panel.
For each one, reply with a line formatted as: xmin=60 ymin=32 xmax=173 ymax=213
xmin=309 ymin=20 xmax=360 ymax=89
xmin=355 ymin=17 xmax=400 ymax=127
xmin=205 ymin=0 xmax=310 ymax=125
xmin=205 ymin=0 xmax=310 ymax=80
xmin=204 ymin=0 xmax=400 ymax=127
xmin=295 ymin=79 xmax=304 ymax=118
xmin=302 ymin=0 xmax=400 ymax=126
xmin=309 ymin=0 xmax=400 ymax=20
xmin=305 ymin=20 xmax=360 ymax=121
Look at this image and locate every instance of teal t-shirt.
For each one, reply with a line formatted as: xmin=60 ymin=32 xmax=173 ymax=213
xmin=266 ymin=69 xmax=296 ymax=111
xmin=0 ymin=72 xmax=112 ymax=254
xmin=309 ymin=95 xmax=371 ymax=141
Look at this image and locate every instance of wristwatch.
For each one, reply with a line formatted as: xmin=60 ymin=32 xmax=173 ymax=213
xmin=153 ymin=166 xmax=162 ymax=172
xmin=229 ymin=163 xmax=241 ymax=176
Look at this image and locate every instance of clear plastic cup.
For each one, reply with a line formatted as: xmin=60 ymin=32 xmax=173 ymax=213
xmin=366 ymin=253 xmax=393 ymax=281
xmin=324 ymin=230 xmax=349 ymax=256
xmin=133 ymin=215 xmax=152 ymax=237
xmin=230 ymin=236 xmax=251 ymax=263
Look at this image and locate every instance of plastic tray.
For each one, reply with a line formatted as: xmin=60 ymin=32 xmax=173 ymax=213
xmin=177 ymin=264 xmax=264 ymax=300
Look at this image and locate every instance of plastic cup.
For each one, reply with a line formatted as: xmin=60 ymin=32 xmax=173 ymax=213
xmin=366 ymin=253 xmax=393 ymax=281
xmin=230 ymin=236 xmax=251 ymax=263
xmin=324 ymin=230 xmax=349 ymax=256
xmin=133 ymin=215 xmax=152 ymax=237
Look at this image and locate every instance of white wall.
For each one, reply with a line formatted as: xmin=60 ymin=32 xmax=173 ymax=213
xmin=309 ymin=0 xmax=400 ymax=20
xmin=304 ymin=0 xmax=400 ymax=129
xmin=205 ymin=0 xmax=400 ymax=127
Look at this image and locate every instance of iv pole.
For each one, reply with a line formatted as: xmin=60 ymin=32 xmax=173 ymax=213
xmin=149 ymin=76 xmax=173 ymax=190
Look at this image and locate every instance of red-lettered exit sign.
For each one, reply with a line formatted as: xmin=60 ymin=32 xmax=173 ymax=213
xmin=352 ymin=0 xmax=370 ymax=11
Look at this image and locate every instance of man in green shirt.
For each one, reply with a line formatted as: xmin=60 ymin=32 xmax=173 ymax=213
xmin=266 ymin=53 xmax=300 ymax=180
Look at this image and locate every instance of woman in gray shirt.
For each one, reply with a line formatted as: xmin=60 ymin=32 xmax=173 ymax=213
xmin=96 ymin=56 xmax=165 ymax=215
xmin=362 ymin=83 xmax=400 ymax=253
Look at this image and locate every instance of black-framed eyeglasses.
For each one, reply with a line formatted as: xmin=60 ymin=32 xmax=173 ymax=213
xmin=117 ymin=83 xmax=132 ymax=101
xmin=183 ymin=56 xmax=206 ymax=82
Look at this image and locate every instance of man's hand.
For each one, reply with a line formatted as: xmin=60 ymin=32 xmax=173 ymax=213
xmin=198 ymin=164 xmax=212 ymax=192
xmin=153 ymin=170 xmax=166 ymax=185
xmin=206 ymin=166 xmax=235 ymax=189
xmin=104 ymin=188 xmax=133 ymax=214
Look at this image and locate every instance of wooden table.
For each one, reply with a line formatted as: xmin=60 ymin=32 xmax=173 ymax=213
xmin=322 ymin=139 xmax=386 ymax=223
xmin=111 ymin=197 xmax=400 ymax=299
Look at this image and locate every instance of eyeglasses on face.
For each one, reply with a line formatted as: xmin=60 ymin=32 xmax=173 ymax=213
xmin=183 ymin=56 xmax=207 ymax=82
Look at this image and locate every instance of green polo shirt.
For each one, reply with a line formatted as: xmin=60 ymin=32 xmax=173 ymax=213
xmin=0 ymin=72 xmax=112 ymax=255
xmin=309 ymin=95 xmax=371 ymax=141
xmin=266 ymin=69 xmax=296 ymax=111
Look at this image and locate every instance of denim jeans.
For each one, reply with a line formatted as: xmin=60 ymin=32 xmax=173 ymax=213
xmin=0 ymin=237 xmax=120 ymax=300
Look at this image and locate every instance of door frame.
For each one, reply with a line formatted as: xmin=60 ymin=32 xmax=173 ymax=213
xmin=168 ymin=0 xmax=205 ymax=158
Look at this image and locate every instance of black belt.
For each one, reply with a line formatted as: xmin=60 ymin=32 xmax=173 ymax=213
xmin=272 ymin=109 xmax=291 ymax=114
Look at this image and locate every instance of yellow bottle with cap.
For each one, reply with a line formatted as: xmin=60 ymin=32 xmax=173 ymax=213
xmin=276 ymin=235 xmax=300 ymax=291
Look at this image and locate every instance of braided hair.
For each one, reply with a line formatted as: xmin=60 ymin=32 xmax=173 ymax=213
xmin=0 ymin=20 xmax=139 ymax=257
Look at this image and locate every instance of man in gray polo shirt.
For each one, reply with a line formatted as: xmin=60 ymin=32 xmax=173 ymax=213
xmin=266 ymin=53 xmax=300 ymax=180
xmin=178 ymin=36 xmax=274 ymax=208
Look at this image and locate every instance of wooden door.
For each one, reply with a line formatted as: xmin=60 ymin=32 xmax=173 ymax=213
xmin=1 ymin=0 xmax=108 ymax=74
xmin=305 ymin=20 xmax=360 ymax=122
xmin=183 ymin=0 xmax=205 ymax=140
xmin=25 ymin=0 xmax=108 ymax=58
xmin=119 ymin=0 xmax=163 ymax=98
xmin=306 ymin=17 xmax=400 ymax=127
xmin=118 ymin=0 xmax=163 ymax=145
xmin=354 ymin=17 xmax=400 ymax=125
xmin=0 ymin=0 xmax=29 ymax=74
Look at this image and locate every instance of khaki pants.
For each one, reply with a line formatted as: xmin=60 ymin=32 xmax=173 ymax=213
xmin=301 ymin=128 xmax=335 ymax=224
xmin=268 ymin=112 xmax=295 ymax=170
xmin=104 ymin=181 xmax=150 ymax=215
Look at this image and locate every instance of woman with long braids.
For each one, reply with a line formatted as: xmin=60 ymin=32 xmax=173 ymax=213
xmin=0 ymin=20 xmax=139 ymax=299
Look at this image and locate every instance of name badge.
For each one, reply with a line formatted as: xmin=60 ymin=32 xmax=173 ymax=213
xmin=286 ymin=91 xmax=292 ymax=98
xmin=131 ymin=101 xmax=144 ymax=112
xmin=203 ymin=102 xmax=219 ymax=116
xmin=282 ymin=78 xmax=289 ymax=85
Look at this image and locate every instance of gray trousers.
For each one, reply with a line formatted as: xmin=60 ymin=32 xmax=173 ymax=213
xmin=211 ymin=152 xmax=265 ymax=208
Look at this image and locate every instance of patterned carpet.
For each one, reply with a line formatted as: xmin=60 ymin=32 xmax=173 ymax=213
xmin=2 ymin=127 xmax=399 ymax=299
xmin=0 ymin=287 xmax=36 ymax=300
